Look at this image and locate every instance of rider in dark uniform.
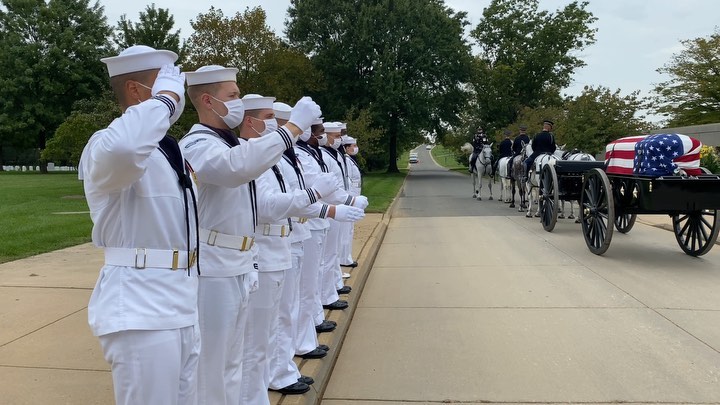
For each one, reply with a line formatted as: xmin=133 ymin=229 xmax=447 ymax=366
xmin=492 ymin=129 xmax=513 ymax=177
xmin=508 ymin=125 xmax=530 ymax=179
xmin=524 ymin=120 xmax=556 ymax=177
xmin=469 ymin=126 xmax=488 ymax=173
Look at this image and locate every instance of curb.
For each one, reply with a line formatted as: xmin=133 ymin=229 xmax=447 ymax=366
xmin=279 ymin=183 xmax=401 ymax=405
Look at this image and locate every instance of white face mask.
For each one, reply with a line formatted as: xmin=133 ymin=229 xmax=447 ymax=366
xmin=330 ymin=137 xmax=342 ymax=149
xmin=316 ymin=133 xmax=328 ymax=146
xmin=210 ymin=96 xmax=245 ymax=129
xmin=300 ymin=128 xmax=312 ymax=142
xmin=348 ymin=146 xmax=359 ymax=156
xmin=251 ymin=117 xmax=278 ymax=137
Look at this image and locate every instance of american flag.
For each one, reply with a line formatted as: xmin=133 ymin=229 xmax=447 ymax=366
xmin=606 ymin=134 xmax=702 ymax=176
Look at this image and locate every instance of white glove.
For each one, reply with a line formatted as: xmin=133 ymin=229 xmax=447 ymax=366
xmin=310 ymin=173 xmax=339 ymax=198
xmin=245 ymin=270 xmax=259 ymax=294
xmin=152 ymin=64 xmax=186 ymax=101
xmin=289 ymin=96 xmax=322 ymax=131
xmin=352 ymin=195 xmax=369 ymax=210
xmin=333 ymin=204 xmax=365 ymax=222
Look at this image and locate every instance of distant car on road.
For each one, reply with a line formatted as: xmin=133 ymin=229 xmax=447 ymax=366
xmin=426 ymin=145 xmax=432 ymax=150
xmin=409 ymin=152 xmax=419 ymax=163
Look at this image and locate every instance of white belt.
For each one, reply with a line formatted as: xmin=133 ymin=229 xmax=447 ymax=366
xmin=199 ymin=228 xmax=254 ymax=251
xmin=104 ymin=247 xmax=196 ymax=270
xmin=291 ymin=217 xmax=308 ymax=224
xmin=351 ymin=181 xmax=361 ymax=187
xmin=259 ymin=223 xmax=292 ymax=237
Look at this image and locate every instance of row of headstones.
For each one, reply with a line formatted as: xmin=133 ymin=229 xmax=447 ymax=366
xmin=2 ymin=163 xmax=76 ymax=172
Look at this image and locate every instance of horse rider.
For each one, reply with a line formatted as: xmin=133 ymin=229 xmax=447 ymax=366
xmin=492 ymin=129 xmax=513 ymax=177
xmin=508 ymin=124 xmax=530 ymax=178
xmin=469 ymin=126 xmax=489 ymax=173
xmin=524 ymin=119 xmax=556 ymax=177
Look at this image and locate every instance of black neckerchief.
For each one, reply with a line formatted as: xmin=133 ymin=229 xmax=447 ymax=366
xmin=297 ymin=140 xmax=328 ymax=173
xmin=157 ymin=135 xmax=200 ymax=276
xmin=270 ymin=165 xmax=293 ymax=231
xmin=322 ymin=146 xmax=348 ymax=189
xmin=201 ymin=123 xmax=240 ymax=147
xmin=283 ymin=149 xmax=306 ymax=189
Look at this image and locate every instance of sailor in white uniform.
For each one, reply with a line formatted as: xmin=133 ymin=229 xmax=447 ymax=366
xmin=79 ymin=45 xmax=199 ymax=405
xmin=339 ymin=135 xmax=362 ymax=269
xmin=178 ymin=67 xmax=320 ymax=404
xmin=266 ymin=103 xmax=365 ymax=395
xmin=319 ymin=122 xmax=368 ymax=312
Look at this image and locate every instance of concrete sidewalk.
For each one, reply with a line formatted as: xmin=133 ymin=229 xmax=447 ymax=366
xmin=0 ymin=213 xmax=387 ymax=405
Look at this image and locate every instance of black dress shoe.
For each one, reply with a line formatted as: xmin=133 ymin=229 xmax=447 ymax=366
xmin=315 ymin=320 xmax=336 ymax=333
xmin=323 ymin=300 xmax=348 ymax=310
xmin=318 ymin=344 xmax=330 ymax=351
xmin=298 ymin=347 xmax=327 ymax=359
xmin=340 ymin=261 xmax=358 ymax=268
xmin=337 ymin=285 xmax=352 ymax=294
xmin=298 ymin=375 xmax=314 ymax=385
xmin=322 ymin=320 xmax=337 ymax=327
xmin=270 ymin=381 xmax=310 ymax=395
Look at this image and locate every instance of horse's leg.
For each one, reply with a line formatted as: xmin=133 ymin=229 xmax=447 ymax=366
xmin=567 ymin=200 xmax=574 ymax=220
xmin=509 ymin=179 xmax=516 ymax=208
xmin=477 ymin=171 xmax=483 ymax=201
xmin=559 ymin=200 xmax=565 ymax=219
xmin=487 ymin=169 xmax=493 ymax=200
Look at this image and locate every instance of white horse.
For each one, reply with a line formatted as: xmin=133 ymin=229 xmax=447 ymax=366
xmin=461 ymin=142 xmax=494 ymax=200
xmin=496 ymin=156 xmax=513 ymax=203
xmin=559 ymin=149 xmax=596 ymax=222
xmin=525 ymin=144 xmax=566 ymax=218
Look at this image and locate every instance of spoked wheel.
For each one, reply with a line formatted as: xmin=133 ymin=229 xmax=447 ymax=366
xmin=539 ymin=164 xmax=559 ymax=232
xmin=672 ymin=209 xmax=719 ymax=256
xmin=614 ymin=213 xmax=637 ymax=233
xmin=581 ymin=168 xmax=615 ymax=255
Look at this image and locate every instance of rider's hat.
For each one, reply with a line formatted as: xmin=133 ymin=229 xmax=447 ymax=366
xmin=519 ymin=124 xmax=528 ymax=131
xmin=542 ymin=119 xmax=554 ymax=127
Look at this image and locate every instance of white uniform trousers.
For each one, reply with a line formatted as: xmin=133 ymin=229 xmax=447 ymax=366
xmin=99 ymin=326 xmax=201 ymax=405
xmin=339 ymin=221 xmax=355 ymax=266
xmin=197 ymin=275 xmax=252 ymax=405
xmin=297 ymin=229 xmax=326 ymax=354
xmin=320 ymin=220 xmax=342 ymax=307
xmin=269 ymin=243 xmax=303 ymax=389
xmin=241 ymin=270 xmax=286 ymax=405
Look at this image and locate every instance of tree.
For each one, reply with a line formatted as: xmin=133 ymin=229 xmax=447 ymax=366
xmin=469 ymin=0 xmax=597 ymax=128
xmin=287 ymin=0 xmax=473 ymax=172
xmin=0 ymin=0 xmax=112 ymax=172
xmin=651 ymin=29 xmax=720 ymax=126
xmin=184 ymin=6 xmax=322 ymax=100
xmin=562 ymin=86 xmax=650 ymax=154
xmin=113 ymin=3 xmax=184 ymax=60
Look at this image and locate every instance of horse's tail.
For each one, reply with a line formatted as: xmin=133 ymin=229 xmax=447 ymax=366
xmin=460 ymin=143 xmax=473 ymax=154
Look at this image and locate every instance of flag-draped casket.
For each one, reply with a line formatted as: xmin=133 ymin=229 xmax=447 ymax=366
xmin=605 ymin=134 xmax=702 ymax=176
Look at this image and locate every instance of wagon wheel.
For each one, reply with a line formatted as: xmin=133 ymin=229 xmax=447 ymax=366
xmin=614 ymin=213 xmax=637 ymax=233
xmin=539 ymin=164 xmax=559 ymax=232
xmin=580 ymin=168 xmax=615 ymax=255
xmin=672 ymin=209 xmax=719 ymax=256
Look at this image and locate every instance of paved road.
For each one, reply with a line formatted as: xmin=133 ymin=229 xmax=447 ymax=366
xmin=323 ymin=145 xmax=720 ymax=404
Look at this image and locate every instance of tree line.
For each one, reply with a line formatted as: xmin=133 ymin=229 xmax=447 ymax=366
xmin=0 ymin=0 xmax=717 ymax=172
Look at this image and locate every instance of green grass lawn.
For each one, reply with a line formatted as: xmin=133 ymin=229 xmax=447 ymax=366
xmin=0 ymin=169 xmax=406 ymax=263
xmin=361 ymin=171 xmax=407 ymax=213
xmin=0 ymin=172 xmax=92 ymax=263
xmin=431 ymin=144 xmax=467 ymax=171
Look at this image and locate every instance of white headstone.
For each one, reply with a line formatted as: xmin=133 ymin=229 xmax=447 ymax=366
xmin=21 ymin=166 xmax=27 ymax=172
xmin=35 ymin=166 xmax=40 ymax=171
xmin=28 ymin=166 xmax=33 ymax=171
xmin=47 ymin=162 xmax=55 ymax=171
xmin=14 ymin=166 xmax=19 ymax=171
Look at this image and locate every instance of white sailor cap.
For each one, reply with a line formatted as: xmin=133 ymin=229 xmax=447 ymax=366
xmin=339 ymin=122 xmax=347 ymax=130
xmin=312 ymin=117 xmax=324 ymax=125
xmin=273 ymin=102 xmax=292 ymax=120
xmin=186 ymin=65 xmax=239 ymax=86
xmin=242 ymin=94 xmax=276 ymax=110
xmin=342 ymin=136 xmax=357 ymax=145
xmin=101 ymin=45 xmax=178 ymax=77
xmin=323 ymin=122 xmax=342 ymax=133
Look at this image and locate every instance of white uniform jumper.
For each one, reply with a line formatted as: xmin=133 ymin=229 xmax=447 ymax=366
xmin=178 ymin=123 xmax=295 ymax=405
xmin=79 ymin=96 xmax=201 ymax=405
xmin=340 ymin=154 xmax=362 ymax=265
xmin=320 ymin=146 xmax=351 ymax=302
xmin=242 ymin=146 xmax=326 ymax=405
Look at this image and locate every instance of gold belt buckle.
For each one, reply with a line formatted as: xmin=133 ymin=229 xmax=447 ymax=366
xmin=171 ymin=249 xmax=179 ymax=270
xmin=188 ymin=250 xmax=197 ymax=268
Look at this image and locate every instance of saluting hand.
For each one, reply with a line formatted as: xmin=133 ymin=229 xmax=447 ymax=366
xmin=152 ymin=64 xmax=185 ymax=102
xmin=289 ymin=97 xmax=322 ymax=131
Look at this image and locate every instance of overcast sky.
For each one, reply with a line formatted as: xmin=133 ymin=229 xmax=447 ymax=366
xmin=100 ymin=0 xmax=718 ymax=123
